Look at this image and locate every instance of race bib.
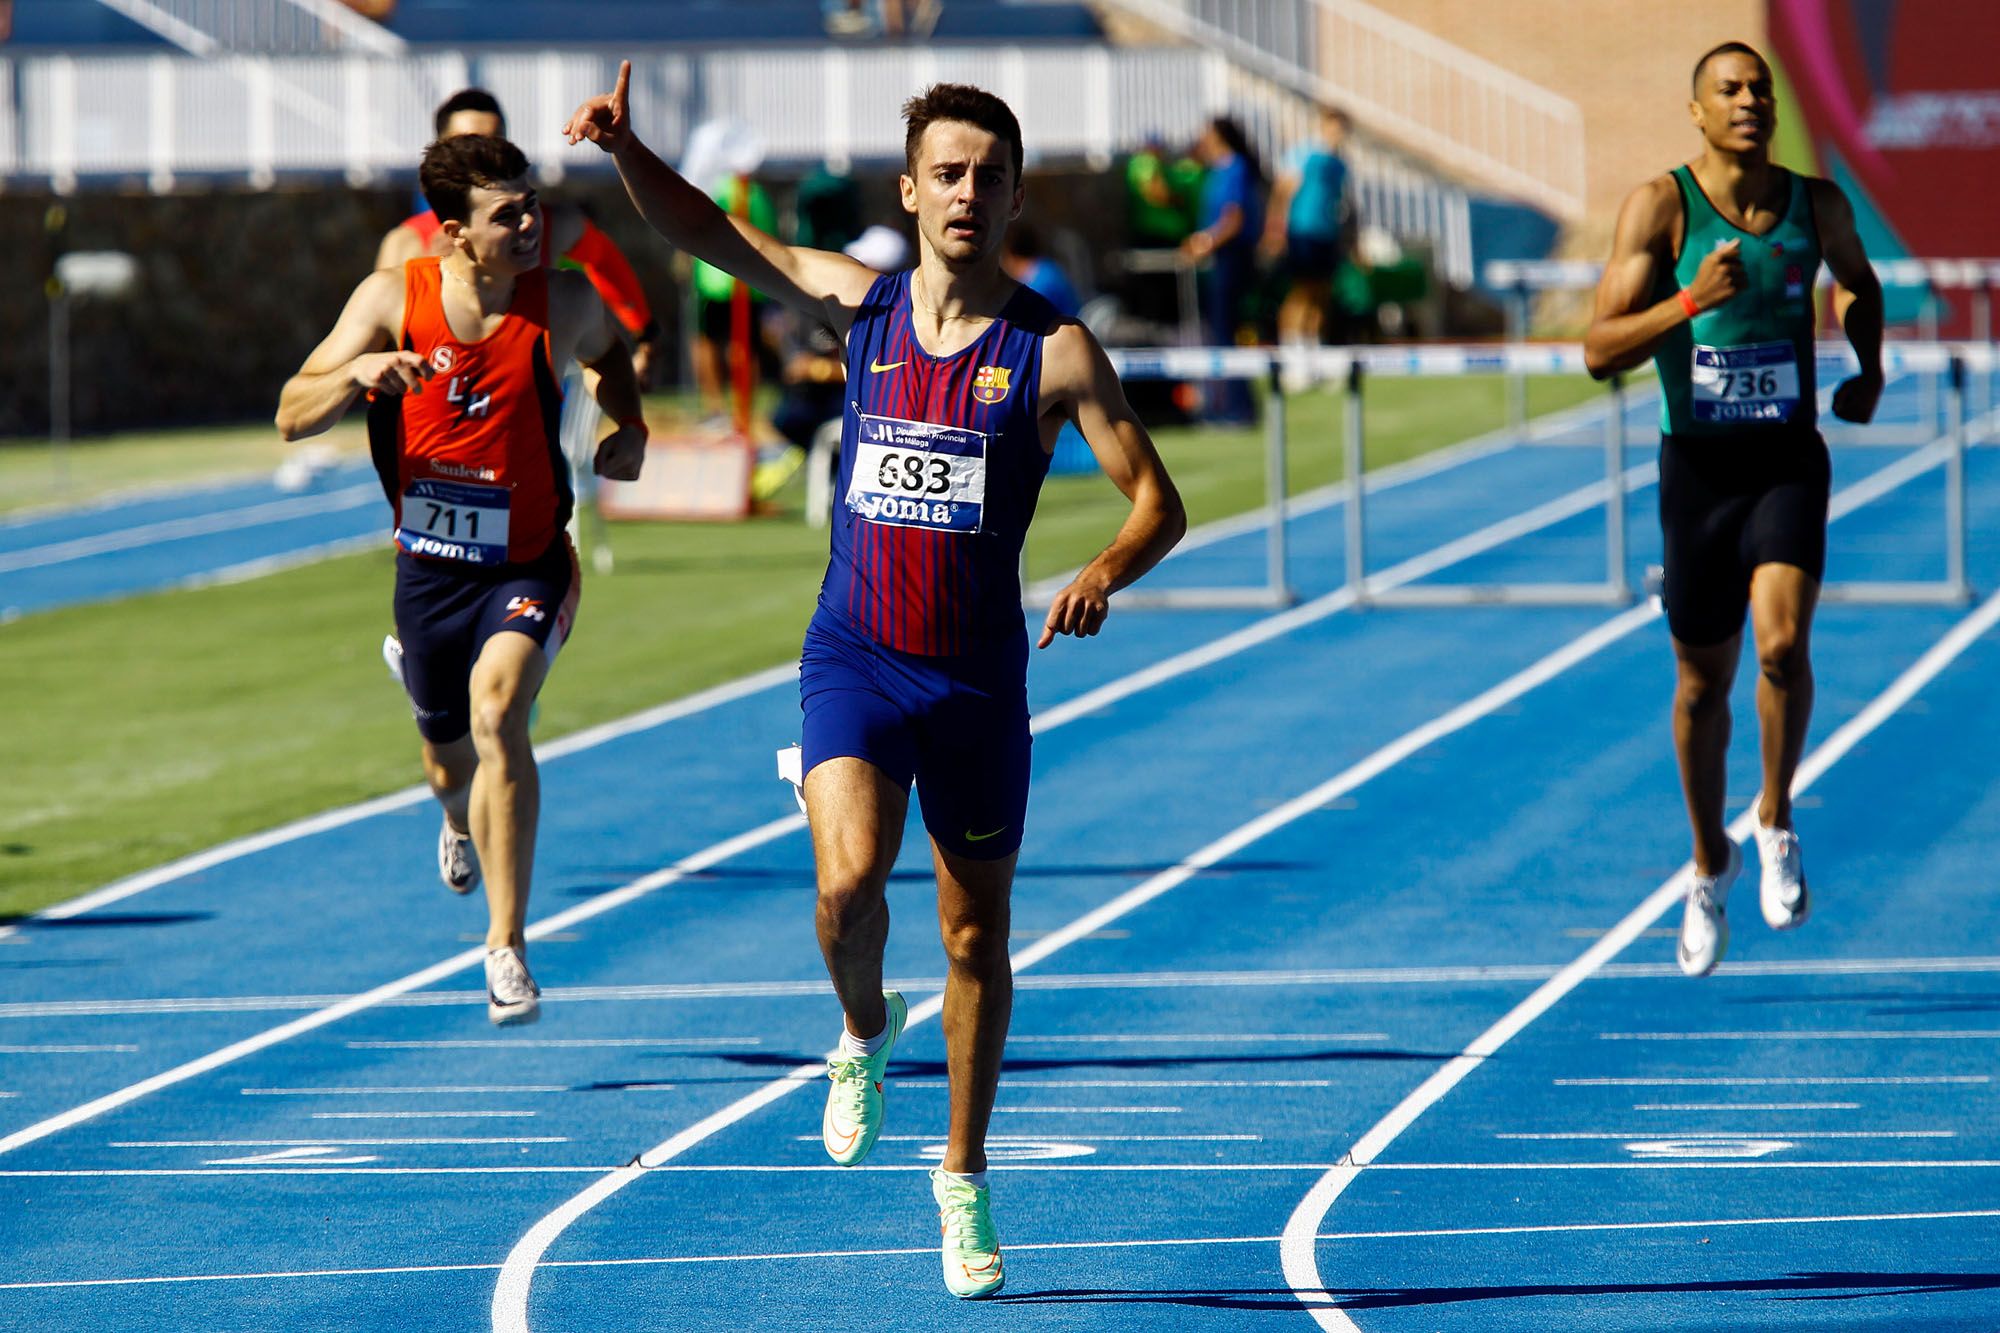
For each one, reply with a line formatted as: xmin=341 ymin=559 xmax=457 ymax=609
xmin=1689 ymin=341 xmax=1801 ymax=424
xmin=397 ymin=477 xmax=511 ymax=565
xmin=844 ymin=410 xmax=988 ymax=533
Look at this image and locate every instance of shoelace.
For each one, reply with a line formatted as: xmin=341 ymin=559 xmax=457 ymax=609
xmin=937 ymin=1183 xmax=996 ymax=1250
xmin=825 ymin=1057 xmax=874 ymax=1111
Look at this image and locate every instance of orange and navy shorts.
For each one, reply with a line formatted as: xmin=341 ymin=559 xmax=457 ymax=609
xmin=392 ymin=536 xmax=580 ymax=743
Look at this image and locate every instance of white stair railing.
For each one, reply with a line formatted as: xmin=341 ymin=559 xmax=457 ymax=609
xmin=1099 ymin=0 xmax=1585 ymax=219
xmin=94 ymin=0 xmax=405 ymax=56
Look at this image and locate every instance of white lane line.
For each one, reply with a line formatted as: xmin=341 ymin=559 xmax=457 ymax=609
xmin=0 ymin=484 xmax=380 ymax=573
xmin=0 ymin=663 xmax=798 ymax=945
xmin=990 ymin=1106 xmax=1182 ymax=1115
xmin=1005 ymin=1032 xmax=1388 ymax=1044
xmin=111 ymin=1137 xmax=567 ymax=1148
xmin=22 ymin=1201 xmax=2000 ymax=1295
xmin=1495 ymin=1130 xmax=1953 ymax=1141
xmin=308 ymin=1104 xmax=540 ymax=1112
xmin=243 ymin=1086 xmax=570 ymax=1096
xmin=65 ymin=952 xmax=2000 ymax=1018
xmin=893 ymin=1079 xmax=1335 ymax=1089
xmin=25 ymin=953 xmax=2000 ymax=1021
xmin=1600 ymin=1029 xmax=2000 ymax=1041
xmin=1560 ymin=1076 xmax=1990 ymax=1087
xmin=493 ymin=595 xmax=1674 ymax=1331
xmin=0 ymin=1044 xmax=136 ymax=1054
xmin=0 ymin=813 xmax=804 ymax=1160
xmin=1280 ymin=584 xmax=2000 ymax=1331
xmin=788 ymin=1134 xmax=1254 ymax=1143
xmin=1032 ymin=459 xmax=1659 ymax=734
xmin=1633 ymin=1102 xmax=1861 ymax=1111
xmin=2 ymin=406 xmax=1577 ymax=944
xmin=176 ymin=533 xmax=381 ymax=592
xmin=343 ymin=1038 xmax=760 ymax=1050
xmin=13 ymin=1157 xmax=2000 ymax=1184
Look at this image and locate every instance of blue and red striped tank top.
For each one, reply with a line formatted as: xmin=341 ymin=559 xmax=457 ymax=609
xmin=820 ymin=270 xmax=1060 ymax=657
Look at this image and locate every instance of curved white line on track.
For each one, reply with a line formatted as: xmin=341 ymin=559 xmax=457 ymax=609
xmin=0 ymin=484 xmax=381 ymax=573
xmin=489 ymin=599 xmax=1666 ymax=1330
xmin=1278 ymin=586 xmax=2000 ymax=1330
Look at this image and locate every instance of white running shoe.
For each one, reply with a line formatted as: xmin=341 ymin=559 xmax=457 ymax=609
xmin=1755 ymin=821 xmax=1810 ymax=930
xmin=438 ymin=817 xmax=481 ymax=896
xmin=1677 ymin=843 xmax=1741 ymax=978
xmin=382 ymin=634 xmax=406 ymax=686
xmin=485 ymin=946 xmax=540 ymax=1026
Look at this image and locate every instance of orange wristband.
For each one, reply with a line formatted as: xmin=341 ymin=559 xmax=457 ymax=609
xmin=1676 ymin=288 xmax=1700 ymax=319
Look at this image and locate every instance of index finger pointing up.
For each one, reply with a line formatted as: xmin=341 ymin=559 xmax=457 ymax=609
xmin=613 ymin=59 xmax=630 ymax=114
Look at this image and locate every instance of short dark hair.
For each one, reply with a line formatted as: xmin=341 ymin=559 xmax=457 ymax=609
xmin=419 ymin=134 xmax=531 ymax=224
xmin=901 ymin=83 xmax=1024 ymax=184
xmin=1692 ymin=41 xmax=1770 ymax=94
xmin=434 ymin=87 xmax=506 ymax=138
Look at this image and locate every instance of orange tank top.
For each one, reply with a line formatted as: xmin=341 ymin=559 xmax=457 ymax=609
xmin=368 ymin=257 xmax=568 ymax=568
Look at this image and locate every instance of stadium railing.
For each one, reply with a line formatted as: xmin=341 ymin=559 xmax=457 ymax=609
xmin=1077 ymin=342 xmax=1986 ymax=611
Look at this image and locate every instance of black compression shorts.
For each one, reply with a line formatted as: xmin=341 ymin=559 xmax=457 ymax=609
xmin=1658 ymin=429 xmax=1830 ymax=646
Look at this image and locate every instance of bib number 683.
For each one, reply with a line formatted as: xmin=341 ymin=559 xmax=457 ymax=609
xmin=877 ymin=451 xmax=952 ymax=496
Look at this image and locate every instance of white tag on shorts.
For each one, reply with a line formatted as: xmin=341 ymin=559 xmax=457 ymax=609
xmin=844 ymin=410 xmax=989 ymax=533
xmin=1689 ymin=341 xmax=1801 ymax=424
xmin=397 ymin=477 xmax=511 ymax=565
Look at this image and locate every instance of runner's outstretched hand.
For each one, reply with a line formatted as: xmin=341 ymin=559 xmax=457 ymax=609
xmin=564 ymin=60 xmax=634 ymax=154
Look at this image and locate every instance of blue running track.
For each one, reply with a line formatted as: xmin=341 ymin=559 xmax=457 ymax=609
xmin=2 ymin=373 xmax=1997 ymax=1332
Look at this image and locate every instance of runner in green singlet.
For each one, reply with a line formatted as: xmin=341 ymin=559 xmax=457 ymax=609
xmin=1584 ymin=41 xmax=1884 ymax=977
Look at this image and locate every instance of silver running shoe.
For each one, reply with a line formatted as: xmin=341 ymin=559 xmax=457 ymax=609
xmin=1755 ymin=822 xmax=1810 ymax=930
xmin=485 ymin=946 xmax=540 ymax=1026
xmin=1677 ymin=842 xmax=1741 ymax=978
xmin=438 ymin=817 xmax=481 ymax=896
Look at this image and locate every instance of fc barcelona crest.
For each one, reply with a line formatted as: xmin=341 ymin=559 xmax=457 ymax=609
xmin=971 ymin=364 xmax=1012 ymax=405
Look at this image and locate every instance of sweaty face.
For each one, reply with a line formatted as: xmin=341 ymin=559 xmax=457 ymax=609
xmin=900 ymin=121 xmax=1022 ymax=266
xmin=1691 ymin=52 xmax=1776 ymax=153
xmin=456 ymin=178 xmax=542 ymax=273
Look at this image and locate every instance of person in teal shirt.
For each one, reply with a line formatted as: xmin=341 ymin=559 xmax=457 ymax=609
xmin=1584 ymin=41 xmax=1882 ymax=980
xmin=1262 ymin=106 xmax=1353 ymax=345
xmin=692 ymin=174 xmax=777 ymax=422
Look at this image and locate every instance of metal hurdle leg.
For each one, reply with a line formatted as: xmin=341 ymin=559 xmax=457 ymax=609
xmin=1822 ymin=349 xmax=1977 ymax=606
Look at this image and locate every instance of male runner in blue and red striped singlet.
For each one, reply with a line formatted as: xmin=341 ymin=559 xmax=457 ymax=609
xmin=566 ymin=63 xmax=1186 ymax=1297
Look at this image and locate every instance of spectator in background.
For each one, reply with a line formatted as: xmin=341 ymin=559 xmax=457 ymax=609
xmin=692 ymin=172 xmax=778 ymax=424
xmin=1125 ymin=137 xmax=1202 ymax=249
xmin=1000 ymin=221 xmax=1082 ymax=318
xmin=1263 ymin=105 xmax=1354 ymax=346
xmin=1181 ymin=116 xmax=1266 ymax=423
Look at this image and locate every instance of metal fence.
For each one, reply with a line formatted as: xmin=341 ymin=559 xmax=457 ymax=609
xmin=1097 ymin=0 xmax=1586 ymax=218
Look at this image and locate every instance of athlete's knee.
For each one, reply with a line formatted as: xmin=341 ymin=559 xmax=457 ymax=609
xmin=938 ymin=909 xmax=1009 ymax=974
xmin=1755 ymin=625 xmax=1809 ymax=685
xmin=815 ymin=871 xmax=888 ymax=935
xmin=469 ymin=690 xmax=532 ymax=756
xmin=1673 ymin=667 xmax=1730 ymax=721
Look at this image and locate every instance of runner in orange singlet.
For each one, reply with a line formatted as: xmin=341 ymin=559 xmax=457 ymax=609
xmin=278 ymin=134 xmax=646 ymax=1025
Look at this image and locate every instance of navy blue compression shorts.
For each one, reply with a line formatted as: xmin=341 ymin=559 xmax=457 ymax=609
xmin=799 ymin=606 xmax=1031 ymax=861
xmin=392 ymin=537 xmax=579 ymax=744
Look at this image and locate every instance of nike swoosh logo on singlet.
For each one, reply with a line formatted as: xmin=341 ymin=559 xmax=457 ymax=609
xmin=870 ymin=358 xmax=908 ymax=373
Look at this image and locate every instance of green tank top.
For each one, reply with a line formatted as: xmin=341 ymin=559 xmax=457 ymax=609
xmin=1654 ymin=164 xmax=1820 ymax=437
